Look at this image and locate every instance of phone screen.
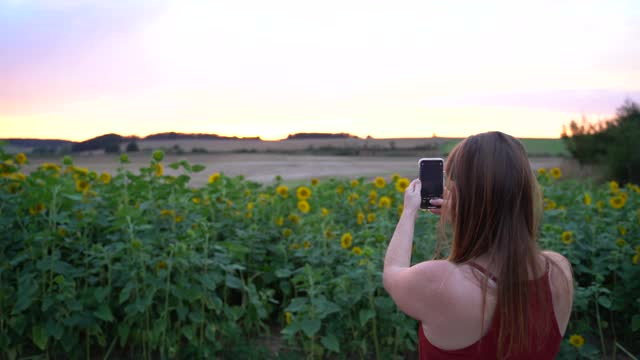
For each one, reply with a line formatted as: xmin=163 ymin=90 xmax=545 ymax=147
xmin=419 ymin=159 xmax=443 ymax=209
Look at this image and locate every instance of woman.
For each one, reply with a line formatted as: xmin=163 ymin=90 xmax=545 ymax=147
xmin=383 ymin=132 xmax=574 ymax=359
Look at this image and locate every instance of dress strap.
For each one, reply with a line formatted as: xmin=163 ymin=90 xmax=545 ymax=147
xmin=467 ymin=261 xmax=498 ymax=283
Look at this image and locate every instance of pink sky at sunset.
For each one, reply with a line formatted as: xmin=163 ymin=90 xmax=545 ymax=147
xmin=1 ymin=0 xmax=639 ymax=141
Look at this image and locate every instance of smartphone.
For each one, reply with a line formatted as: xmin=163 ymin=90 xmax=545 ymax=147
xmin=418 ymin=158 xmax=444 ymax=210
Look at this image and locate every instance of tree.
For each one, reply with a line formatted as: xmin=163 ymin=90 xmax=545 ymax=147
xmin=126 ymin=141 xmax=140 ymax=152
xmin=562 ymin=100 xmax=640 ymax=183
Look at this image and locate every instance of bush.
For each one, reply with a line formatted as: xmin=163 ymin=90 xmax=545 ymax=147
xmin=562 ymin=100 xmax=640 ymax=184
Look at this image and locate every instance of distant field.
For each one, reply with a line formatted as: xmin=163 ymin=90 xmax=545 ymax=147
xmin=23 ymin=152 xmax=566 ymax=186
xmin=440 ymin=138 xmax=568 ymax=157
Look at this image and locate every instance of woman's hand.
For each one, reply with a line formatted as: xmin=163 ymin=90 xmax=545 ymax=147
xmin=429 ymin=199 xmax=444 ymax=215
xmin=403 ymin=179 xmax=422 ymax=216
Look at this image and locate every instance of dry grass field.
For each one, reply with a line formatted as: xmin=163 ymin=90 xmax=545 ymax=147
xmin=23 ymin=152 xmax=568 ymax=187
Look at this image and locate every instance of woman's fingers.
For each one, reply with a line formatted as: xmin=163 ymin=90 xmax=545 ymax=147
xmin=428 ymin=198 xmax=444 ymax=216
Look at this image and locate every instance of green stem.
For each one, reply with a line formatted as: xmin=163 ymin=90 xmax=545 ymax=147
xmin=595 ymin=292 xmax=607 ymax=356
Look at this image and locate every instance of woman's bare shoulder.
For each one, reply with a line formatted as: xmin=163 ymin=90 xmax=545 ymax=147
xmin=541 ymin=250 xmax=573 ymax=281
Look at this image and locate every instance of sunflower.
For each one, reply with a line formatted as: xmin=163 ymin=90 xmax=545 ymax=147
xmin=350 ymin=179 xmax=359 ymax=187
xmin=275 ymin=216 xmax=284 ymax=226
xmin=633 ymin=254 xmax=639 ymax=265
xmin=298 ymin=200 xmax=310 ymax=214
xmin=379 ymin=196 xmax=392 ymax=208
xmin=283 ymin=228 xmax=293 ymax=238
xmin=303 ymin=240 xmax=312 ymax=249
xmin=208 ymin=172 xmax=221 ymax=184
xmin=245 ymin=211 xmax=252 ymax=219
xmin=341 ymin=233 xmax=353 ymax=249
xmin=609 ymin=180 xmax=619 ymax=193
xmin=288 ymin=214 xmax=300 ymax=224
xmin=154 ymin=163 xmax=164 ymax=177
xmin=609 ymin=196 xmax=625 ymax=209
xmin=369 ymin=190 xmax=378 ymax=201
xmin=276 ymin=185 xmax=289 ymax=198
xmin=156 ymin=261 xmax=167 ymax=270
xmin=57 ymin=227 xmax=66 ymax=237
xmin=568 ymin=334 xmax=584 ymax=348
xmin=396 ymin=178 xmax=410 ymax=193
xmin=99 ymin=172 xmax=111 ymax=184
xmin=72 ymin=166 xmax=89 ymax=176
xmin=311 ymin=178 xmax=319 ymax=186
xmin=537 ymin=168 xmax=546 ymax=175
xmin=374 ymin=176 xmax=386 ymax=189
xmin=357 ymin=212 xmax=365 ymax=225
xmin=192 ymin=197 xmax=201 ymax=204
xmin=15 ymin=153 xmax=27 ymax=165
xmin=321 ymin=208 xmax=329 ymax=217
xmin=75 ymin=179 xmax=90 ymax=193
xmin=29 ymin=203 xmax=46 ymax=216
xmin=561 ymin=231 xmax=573 ymax=245
xmin=336 ymin=185 xmax=344 ymax=195
xmin=40 ymin=163 xmax=61 ymax=173
xmin=352 ymin=246 xmax=362 ymax=255
xmin=174 ymin=215 xmax=183 ymax=223
xmin=543 ymin=198 xmax=557 ymax=211
xmin=367 ymin=213 xmax=376 ymax=223
xmin=324 ymin=228 xmax=333 ymax=239
xmin=550 ymin=167 xmax=561 ymax=179
xmin=296 ymin=186 xmax=311 ymax=200
xmin=285 ymin=312 xmax=293 ymax=325
xmin=615 ymin=238 xmax=626 ymax=247
xmin=583 ymin=193 xmax=591 ymax=206
xmin=620 ymin=191 xmax=628 ymax=201
xmin=160 ymin=209 xmax=175 ymax=217
xmin=246 ymin=202 xmax=255 ymax=210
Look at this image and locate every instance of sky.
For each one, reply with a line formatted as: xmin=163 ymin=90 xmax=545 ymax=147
xmin=1 ymin=0 xmax=639 ymax=141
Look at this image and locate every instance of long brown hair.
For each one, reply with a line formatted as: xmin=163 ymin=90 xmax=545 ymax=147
xmin=436 ymin=132 xmax=556 ymax=357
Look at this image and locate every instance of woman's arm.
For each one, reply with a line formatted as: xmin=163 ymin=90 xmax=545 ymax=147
xmin=382 ymin=180 xmax=451 ymax=320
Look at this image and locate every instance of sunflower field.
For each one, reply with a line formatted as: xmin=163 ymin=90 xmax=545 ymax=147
xmin=0 ymin=149 xmax=638 ymax=359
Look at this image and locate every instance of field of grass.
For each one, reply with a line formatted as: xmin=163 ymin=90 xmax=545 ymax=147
xmin=441 ymin=138 xmax=569 ymax=157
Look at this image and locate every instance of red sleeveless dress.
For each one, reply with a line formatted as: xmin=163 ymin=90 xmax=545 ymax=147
xmin=418 ymin=259 xmax=562 ymax=359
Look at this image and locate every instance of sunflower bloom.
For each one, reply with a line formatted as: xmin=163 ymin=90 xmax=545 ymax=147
xmin=208 ymin=172 xmax=221 ymax=184
xmin=633 ymin=254 xmax=639 ymax=265
xmin=609 ymin=196 xmax=625 ymax=209
xmin=155 ymin=163 xmax=164 ymax=177
xmin=311 ymin=178 xmax=319 ymax=186
xmin=369 ymin=190 xmax=378 ymax=201
xmin=276 ymin=185 xmax=289 ymax=198
xmin=303 ymin=240 xmax=312 ymax=249
xmin=336 ymin=185 xmax=344 ymax=195
xmin=352 ymin=246 xmax=362 ymax=255
xmin=288 ymin=214 xmax=300 ymax=224
xmin=75 ymin=179 xmax=90 ymax=193
xmin=192 ymin=197 xmax=201 ymax=204
xmin=537 ymin=168 xmax=546 ymax=175
xmin=550 ymin=167 xmax=561 ymax=179
xmin=374 ymin=176 xmax=386 ymax=189
xmin=298 ymin=200 xmax=310 ymax=214
xmin=357 ymin=212 xmax=365 ymax=225
xmin=367 ymin=213 xmax=376 ymax=223
xmin=561 ymin=231 xmax=573 ymax=245
xmin=350 ymin=179 xmax=359 ymax=187
xmin=275 ymin=216 xmax=284 ymax=226
xmin=296 ymin=186 xmax=311 ymax=200
xmin=283 ymin=228 xmax=293 ymax=238
xmin=40 ymin=163 xmax=61 ymax=174
xmin=15 ymin=153 xmax=27 ymax=165
xmin=396 ymin=178 xmax=410 ymax=193
xmin=321 ymin=208 xmax=329 ymax=217
xmin=29 ymin=203 xmax=46 ymax=216
xmin=99 ymin=172 xmax=111 ymax=184
xmin=379 ymin=196 xmax=392 ymax=208
xmin=341 ymin=233 xmax=353 ymax=249
xmin=285 ymin=312 xmax=293 ymax=325
xmin=568 ymin=334 xmax=584 ymax=348
xmin=391 ymin=173 xmax=400 ymax=182
xmin=324 ymin=228 xmax=333 ymax=239
xmin=609 ymin=180 xmax=619 ymax=193
xmin=156 ymin=261 xmax=167 ymax=270
xmin=583 ymin=193 xmax=591 ymax=206
xmin=543 ymin=198 xmax=557 ymax=211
